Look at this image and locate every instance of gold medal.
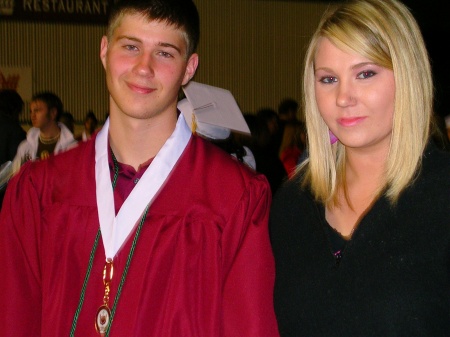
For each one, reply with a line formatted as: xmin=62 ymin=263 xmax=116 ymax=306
xmin=95 ymin=304 xmax=111 ymax=336
xmin=95 ymin=258 xmax=113 ymax=336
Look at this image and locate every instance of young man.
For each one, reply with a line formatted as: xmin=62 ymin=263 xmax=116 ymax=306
xmin=0 ymin=1 xmax=279 ymax=336
xmin=12 ymin=91 xmax=76 ymax=173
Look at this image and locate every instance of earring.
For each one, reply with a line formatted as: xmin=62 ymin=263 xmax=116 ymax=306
xmin=329 ymin=130 xmax=338 ymax=144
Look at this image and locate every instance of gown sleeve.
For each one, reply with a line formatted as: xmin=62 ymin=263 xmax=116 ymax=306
xmin=0 ymin=162 xmax=43 ymax=336
xmin=221 ymin=174 xmax=280 ymax=337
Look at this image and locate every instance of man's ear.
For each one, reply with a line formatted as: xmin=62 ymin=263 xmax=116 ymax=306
xmin=50 ymin=107 xmax=58 ymax=121
xmin=182 ymin=53 xmax=199 ymax=86
xmin=100 ymin=36 xmax=108 ymax=70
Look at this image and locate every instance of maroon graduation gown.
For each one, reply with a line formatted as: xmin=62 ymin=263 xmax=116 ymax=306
xmin=0 ymin=134 xmax=279 ymax=337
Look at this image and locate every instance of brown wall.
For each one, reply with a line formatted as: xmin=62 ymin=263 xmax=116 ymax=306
xmin=0 ymin=0 xmax=334 ymax=124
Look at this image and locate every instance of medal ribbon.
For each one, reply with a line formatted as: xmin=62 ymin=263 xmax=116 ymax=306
xmin=95 ymin=114 xmax=191 ymax=259
xmin=70 ymin=114 xmax=191 ymax=336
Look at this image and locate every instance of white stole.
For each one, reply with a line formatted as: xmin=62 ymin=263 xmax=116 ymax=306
xmin=95 ymin=114 xmax=191 ymax=259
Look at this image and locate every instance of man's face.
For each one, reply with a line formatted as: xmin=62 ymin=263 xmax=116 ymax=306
xmin=85 ymin=118 xmax=97 ymax=134
xmin=100 ymin=13 xmax=198 ymax=121
xmin=30 ymin=100 xmax=55 ymax=130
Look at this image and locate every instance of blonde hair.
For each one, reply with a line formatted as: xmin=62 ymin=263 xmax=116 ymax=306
xmin=300 ymin=0 xmax=433 ymax=206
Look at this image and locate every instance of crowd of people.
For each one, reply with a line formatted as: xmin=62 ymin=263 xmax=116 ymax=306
xmin=0 ymin=90 xmax=303 ymax=205
xmin=0 ymin=0 xmax=449 ymax=336
xmin=0 ymin=87 xmax=305 ymax=207
xmin=0 ymin=89 xmax=103 ymax=210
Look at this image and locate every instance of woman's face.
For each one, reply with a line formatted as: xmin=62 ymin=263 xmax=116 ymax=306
xmin=314 ymin=37 xmax=395 ymax=153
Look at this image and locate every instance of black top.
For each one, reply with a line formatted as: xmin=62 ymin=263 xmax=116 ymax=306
xmin=270 ymin=143 xmax=450 ymax=336
xmin=0 ymin=113 xmax=26 ymax=165
xmin=0 ymin=113 xmax=26 ymax=209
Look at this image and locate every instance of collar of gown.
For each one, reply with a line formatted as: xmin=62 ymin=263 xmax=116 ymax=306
xmin=95 ymin=114 xmax=191 ymax=259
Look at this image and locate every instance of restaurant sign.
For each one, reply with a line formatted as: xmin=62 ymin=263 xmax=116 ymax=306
xmin=0 ymin=0 xmax=118 ymax=25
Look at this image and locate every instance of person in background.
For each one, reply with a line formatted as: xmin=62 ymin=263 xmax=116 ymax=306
xmin=257 ymin=107 xmax=283 ymax=154
xmin=0 ymin=89 xmax=26 ymax=209
xmin=257 ymin=107 xmax=280 ymax=138
xmin=0 ymin=89 xmax=26 ymax=166
xmin=277 ymin=98 xmax=299 ymax=123
xmin=208 ymin=134 xmax=257 ymax=170
xmin=278 ymin=120 xmax=306 ymax=178
xmin=0 ymin=0 xmax=279 ymax=336
xmin=239 ymin=113 xmax=287 ymax=194
xmin=59 ymin=111 xmax=75 ymax=134
xmin=274 ymin=99 xmax=300 ymax=156
xmin=76 ymin=110 xmax=99 ymax=142
xmin=430 ymin=113 xmax=450 ymax=151
xmin=270 ymin=0 xmax=450 ymax=335
xmin=12 ymin=91 xmax=76 ymax=173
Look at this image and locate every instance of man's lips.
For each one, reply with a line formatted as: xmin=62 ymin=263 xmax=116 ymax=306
xmin=127 ymin=83 xmax=155 ymax=94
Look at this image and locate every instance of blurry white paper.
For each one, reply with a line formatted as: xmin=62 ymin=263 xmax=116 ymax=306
xmin=179 ymin=81 xmax=250 ymax=138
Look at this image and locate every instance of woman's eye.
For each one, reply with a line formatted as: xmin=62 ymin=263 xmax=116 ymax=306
xmin=319 ymin=76 xmax=337 ymax=84
xmin=357 ymin=70 xmax=376 ymax=79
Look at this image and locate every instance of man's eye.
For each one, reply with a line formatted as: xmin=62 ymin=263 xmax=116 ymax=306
xmin=124 ymin=45 xmax=138 ymax=51
xmin=158 ymin=51 xmax=173 ymax=58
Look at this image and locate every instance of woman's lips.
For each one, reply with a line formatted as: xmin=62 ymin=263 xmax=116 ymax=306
xmin=337 ymin=116 xmax=366 ymax=127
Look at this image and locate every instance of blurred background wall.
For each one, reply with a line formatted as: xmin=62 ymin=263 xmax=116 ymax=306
xmin=0 ymin=0 xmax=336 ymax=125
xmin=1 ymin=0 xmax=446 ymax=126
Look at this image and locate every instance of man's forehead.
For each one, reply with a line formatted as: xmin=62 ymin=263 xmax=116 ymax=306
xmin=113 ymin=14 xmax=189 ymax=54
xmin=31 ymin=100 xmax=46 ymax=107
xmin=116 ymin=12 xmax=184 ymax=32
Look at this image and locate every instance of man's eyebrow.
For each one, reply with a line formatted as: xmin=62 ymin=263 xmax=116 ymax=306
xmin=116 ymin=35 xmax=141 ymax=43
xmin=158 ymin=42 xmax=182 ymax=54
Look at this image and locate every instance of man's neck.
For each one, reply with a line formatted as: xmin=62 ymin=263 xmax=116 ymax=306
xmin=108 ymin=113 xmax=178 ymax=171
xmin=39 ymin=123 xmax=61 ymax=139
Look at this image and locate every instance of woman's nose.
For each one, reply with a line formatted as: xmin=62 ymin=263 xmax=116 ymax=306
xmin=336 ymin=81 xmax=356 ymax=107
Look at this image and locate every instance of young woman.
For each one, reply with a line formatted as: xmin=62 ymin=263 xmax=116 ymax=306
xmin=270 ymin=0 xmax=450 ymax=335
